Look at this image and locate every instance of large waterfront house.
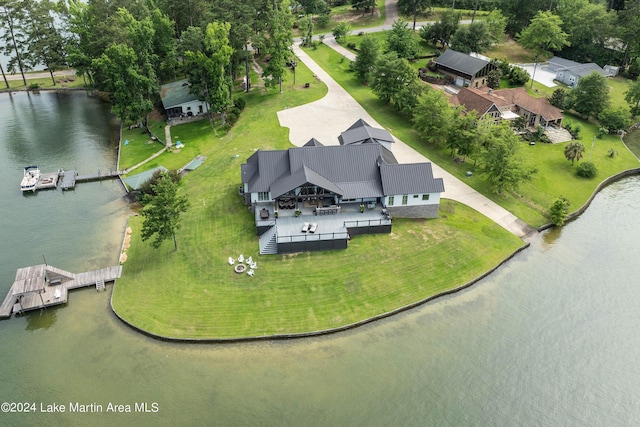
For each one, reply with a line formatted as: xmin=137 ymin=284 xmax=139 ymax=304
xmin=450 ymin=87 xmax=564 ymax=128
xmin=241 ymin=120 xmax=445 ymax=254
xmin=434 ymin=49 xmax=497 ymax=88
xmin=159 ymin=79 xmax=209 ymax=119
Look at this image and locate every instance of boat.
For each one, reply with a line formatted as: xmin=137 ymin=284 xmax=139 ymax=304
xmin=20 ymin=166 xmax=40 ymax=192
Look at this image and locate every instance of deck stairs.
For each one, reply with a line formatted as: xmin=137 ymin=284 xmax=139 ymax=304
xmin=95 ymin=279 xmax=106 ymax=291
xmin=259 ymin=226 xmax=278 ymax=255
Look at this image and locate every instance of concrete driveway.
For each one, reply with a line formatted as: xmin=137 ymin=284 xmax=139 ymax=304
xmin=277 ymin=44 xmax=536 ymax=239
xmin=516 ymin=63 xmax=557 ymax=88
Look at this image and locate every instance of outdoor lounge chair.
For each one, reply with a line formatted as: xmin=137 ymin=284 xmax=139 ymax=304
xmin=309 ymin=223 xmax=318 ymax=233
xmin=302 ymin=222 xmax=310 ymax=232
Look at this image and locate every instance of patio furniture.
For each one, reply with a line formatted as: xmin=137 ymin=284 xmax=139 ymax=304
xmin=302 ymin=222 xmax=310 ymax=232
xmin=260 ymin=209 xmax=269 ymax=219
xmin=309 ymin=223 xmax=318 ymax=233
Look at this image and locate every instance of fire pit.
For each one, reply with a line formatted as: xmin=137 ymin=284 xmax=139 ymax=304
xmin=234 ymin=264 xmax=247 ymax=274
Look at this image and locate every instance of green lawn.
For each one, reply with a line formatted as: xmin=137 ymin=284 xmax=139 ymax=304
xmin=0 ymin=71 xmax=84 ymax=91
xmin=112 ymin=50 xmax=524 ymax=339
xmin=304 ymin=43 xmax=640 ymax=226
xmin=623 ymin=129 xmax=640 ymax=159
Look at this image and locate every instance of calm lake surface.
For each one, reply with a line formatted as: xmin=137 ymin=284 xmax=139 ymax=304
xmin=1 ymin=92 xmax=639 ymax=427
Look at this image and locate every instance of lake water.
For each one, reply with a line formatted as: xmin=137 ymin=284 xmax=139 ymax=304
xmin=1 ymin=92 xmax=639 ymax=426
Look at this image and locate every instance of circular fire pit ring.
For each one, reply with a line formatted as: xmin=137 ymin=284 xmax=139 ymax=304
xmin=234 ymin=263 xmax=247 ymax=274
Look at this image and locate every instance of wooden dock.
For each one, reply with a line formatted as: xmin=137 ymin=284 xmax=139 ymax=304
xmin=0 ymin=264 xmax=122 ymax=318
xmin=24 ymin=169 xmax=124 ymax=192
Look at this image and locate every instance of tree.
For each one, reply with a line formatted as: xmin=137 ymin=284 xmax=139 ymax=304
xmin=398 ymin=0 xmax=431 ymax=30
xmin=0 ymin=1 xmax=29 ymax=85
xmin=556 ymin=0 xmax=615 ymax=64
xmin=299 ymin=15 xmax=314 ymax=47
xmin=598 ymin=107 xmax=632 ymax=133
xmin=568 ymin=72 xmax=610 ymax=120
xmin=371 ymin=52 xmax=424 ymax=114
xmin=564 ymin=141 xmax=585 ymax=165
xmin=548 ymin=87 xmax=568 ymax=109
xmin=22 ymin=0 xmax=67 ymax=86
xmin=484 ymin=10 xmax=507 ymax=46
xmin=450 ymin=21 xmax=492 ymax=54
xmin=353 ymin=36 xmax=379 ymax=83
xmin=624 ymin=79 xmax=640 ymax=115
xmin=518 ymin=11 xmax=570 ymax=56
xmin=140 ymin=172 xmax=190 ymax=251
xmin=550 ymin=196 xmax=570 ymax=226
xmin=518 ymin=11 xmax=569 ymax=88
xmin=480 ymin=122 xmax=534 ymax=194
xmin=449 ymin=108 xmax=479 ymax=161
xmin=420 ymin=9 xmax=459 ymax=48
xmin=263 ymin=0 xmax=294 ymax=93
xmin=498 ymin=0 xmax=553 ymax=35
xmin=412 ymin=87 xmax=455 ymax=147
xmin=185 ymin=22 xmax=234 ymax=125
xmin=332 ymin=21 xmax=352 ymax=42
xmin=92 ymin=44 xmax=155 ymax=123
xmin=487 ymin=69 xmax=502 ymax=89
xmin=387 ymin=19 xmax=419 ymax=60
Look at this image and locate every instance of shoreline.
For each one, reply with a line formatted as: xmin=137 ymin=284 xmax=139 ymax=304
xmin=110 ymin=167 xmax=640 ymax=342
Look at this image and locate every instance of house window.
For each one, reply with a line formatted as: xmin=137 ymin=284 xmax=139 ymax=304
xmin=258 ymin=192 xmax=269 ymax=201
xmin=388 ymin=196 xmax=394 ymax=206
xmin=402 ymin=195 xmax=408 ymax=205
xmin=413 ymin=194 xmax=419 ymax=198
xmin=422 ymin=194 xmax=429 ymax=201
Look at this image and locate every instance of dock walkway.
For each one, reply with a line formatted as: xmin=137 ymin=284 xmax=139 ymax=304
xmin=0 ymin=264 xmax=122 ymax=318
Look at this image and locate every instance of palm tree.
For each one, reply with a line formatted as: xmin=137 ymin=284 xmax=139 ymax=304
xmin=564 ymin=141 xmax=585 ymax=165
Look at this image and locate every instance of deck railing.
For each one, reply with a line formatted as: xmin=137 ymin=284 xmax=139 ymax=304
xmin=277 ymin=231 xmax=349 ymax=243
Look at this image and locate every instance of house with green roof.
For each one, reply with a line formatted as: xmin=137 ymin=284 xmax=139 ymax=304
xmin=159 ymin=79 xmax=209 ymax=119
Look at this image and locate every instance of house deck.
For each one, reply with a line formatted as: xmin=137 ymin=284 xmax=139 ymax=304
xmin=255 ymin=203 xmax=391 ymax=253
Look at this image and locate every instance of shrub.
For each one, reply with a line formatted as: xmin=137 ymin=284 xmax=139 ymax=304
xmin=138 ymin=169 xmax=181 ymax=203
xmin=233 ymin=98 xmax=246 ymax=112
xmin=596 ymin=127 xmax=608 ymax=139
xmin=29 ymin=83 xmax=40 ymax=90
xmin=549 ymin=88 xmax=568 ymax=109
xmin=316 ymin=13 xmax=331 ymax=27
xmin=576 ymin=161 xmax=598 ymax=178
xmin=598 ymin=106 xmax=632 ymax=134
xmin=346 ymin=42 xmax=357 ymax=50
xmin=508 ymin=66 xmax=530 ymax=86
xmin=550 ymin=196 xmax=570 ymax=226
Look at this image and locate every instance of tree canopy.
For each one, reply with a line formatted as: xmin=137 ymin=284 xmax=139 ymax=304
xmin=140 ymin=171 xmax=190 ymax=251
xmin=568 ymin=72 xmax=610 ymax=120
xmin=517 ymin=11 xmax=570 ymax=59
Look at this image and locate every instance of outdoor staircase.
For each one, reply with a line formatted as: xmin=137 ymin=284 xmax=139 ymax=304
xmin=259 ymin=226 xmax=278 ymax=255
xmin=95 ymin=279 xmax=105 ymax=291
xmin=545 ymin=127 xmax=574 ymax=144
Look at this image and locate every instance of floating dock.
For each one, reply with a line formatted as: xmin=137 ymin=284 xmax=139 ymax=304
xmin=0 ymin=264 xmax=122 ymax=318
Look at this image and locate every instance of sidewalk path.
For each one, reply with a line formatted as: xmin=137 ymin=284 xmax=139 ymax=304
xmin=278 ymin=44 xmax=535 ymax=239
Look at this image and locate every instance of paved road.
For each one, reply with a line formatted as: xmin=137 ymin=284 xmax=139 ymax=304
xmin=279 ymin=43 xmax=535 ymax=239
xmin=4 ymin=69 xmax=76 ymax=81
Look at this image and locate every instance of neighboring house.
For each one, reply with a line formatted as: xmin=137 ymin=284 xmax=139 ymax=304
xmin=159 ymin=79 xmax=209 ymax=118
xmin=547 ymin=56 xmax=607 ymax=87
xmin=241 ymin=120 xmax=445 ymax=254
xmin=434 ymin=49 xmax=497 ymax=88
xmin=449 ymin=87 xmax=563 ymax=128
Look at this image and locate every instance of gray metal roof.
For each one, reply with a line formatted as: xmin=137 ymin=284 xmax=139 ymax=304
xmin=303 ymin=138 xmax=325 ymax=147
xmin=380 ymin=163 xmax=445 ymax=195
xmin=547 ymin=56 xmax=581 ymax=71
xmin=159 ymin=79 xmax=200 ymax=109
xmin=338 ymin=119 xmax=394 ymax=146
xmin=435 ymin=49 xmax=492 ymax=77
xmin=560 ymin=63 xmax=606 ymax=78
xmin=242 ymin=144 xmax=444 ymax=199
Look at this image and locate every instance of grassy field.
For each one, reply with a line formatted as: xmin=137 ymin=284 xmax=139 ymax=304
xmin=623 ymin=129 xmax=640 ymax=159
xmin=304 ymin=43 xmax=640 ymax=226
xmin=324 ymin=0 xmax=386 ymax=30
xmin=111 ymin=50 xmax=525 ymax=339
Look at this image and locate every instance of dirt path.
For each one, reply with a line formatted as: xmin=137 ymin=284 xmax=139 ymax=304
xmin=3 ymin=69 xmax=76 ymax=81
